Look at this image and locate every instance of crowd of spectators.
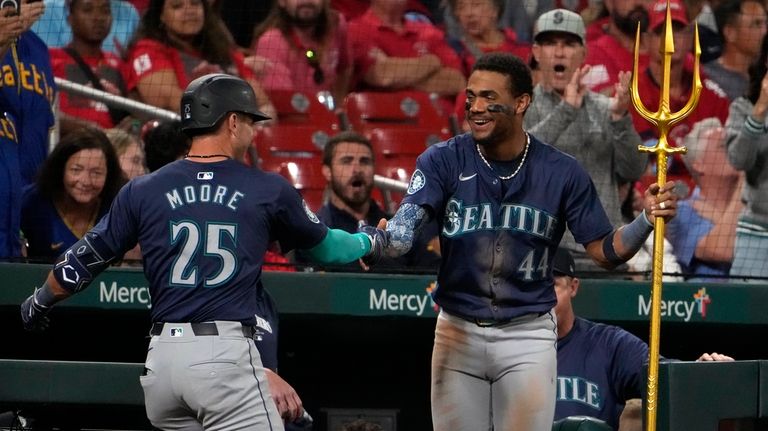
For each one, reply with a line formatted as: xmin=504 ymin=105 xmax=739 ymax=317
xmin=2 ymin=0 xmax=768 ymax=282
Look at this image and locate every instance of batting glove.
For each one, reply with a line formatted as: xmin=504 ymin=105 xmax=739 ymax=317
xmin=20 ymin=288 xmax=52 ymax=332
xmin=359 ymin=224 xmax=390 ymax=266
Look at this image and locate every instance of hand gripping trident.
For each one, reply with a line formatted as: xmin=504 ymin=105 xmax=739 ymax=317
xmin=630 ymin=1 xmax=702 ymax=430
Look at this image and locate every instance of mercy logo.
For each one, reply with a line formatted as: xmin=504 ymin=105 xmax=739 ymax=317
xmin=638 ymin=289 xmax=712 ymax=322
xmin=369 ymin=288 xmax=434 ymax=316
xmin=694 ymin=287 xmax=711 ymax=319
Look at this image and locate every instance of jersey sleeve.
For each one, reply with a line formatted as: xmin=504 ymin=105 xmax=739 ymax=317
xmin=348 ymin=20 xmax=376 ymax=78
xmin=124 ymin=39 xmax=175 ymax=92
xmin=421 ymin=24 xmax=463 ymax=71
xmin=563 ymin=162 xmax=614 ymax=245
xmin=665 ymin=203 xmax=700 ymax=268
xmin=270 ymin=179 xmax=329 ymax=252
xmin=400 ymin=144 xmax=453 ymax=217
xmin=607 ymin=328 xmax=649 ymax=401
xmin=89 ymin=181 xmax=140 ymax=258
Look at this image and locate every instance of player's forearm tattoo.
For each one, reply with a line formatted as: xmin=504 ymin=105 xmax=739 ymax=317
xmin=386 ymin=203 xmax=430 ymax=256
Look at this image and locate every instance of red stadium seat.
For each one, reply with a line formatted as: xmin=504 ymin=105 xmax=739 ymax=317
xmin=368 ymin=127 xmax=440 ymax=157
xmin=343 ymin=91 xmax=454 ymax=139
xmin=255 ymin=125 xmax=329 ymax=211
xmin=368 ymin=128 xmax=434 ymax=208
xmin=268 ymin=89 xmax=342 ymax=131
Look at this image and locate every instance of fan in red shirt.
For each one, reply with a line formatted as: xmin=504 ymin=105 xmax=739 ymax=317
xmin=444 ymin=0 xmax=530 ymax=77
xmin=631 ymin=0 xmax=730 ymax=197
xmin=50 ymin=0 xmax=127 ymax=132
xmin=347 ymin=0 xmax=465 ymax=98
xmin=584 ymin=0 xmax=650 ymax=95
xmin=123 ymin=0 xmax=275 ymax=117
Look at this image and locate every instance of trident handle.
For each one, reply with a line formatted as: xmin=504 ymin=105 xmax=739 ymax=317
xmin=629 ymin=1 xmax=702 ymax=430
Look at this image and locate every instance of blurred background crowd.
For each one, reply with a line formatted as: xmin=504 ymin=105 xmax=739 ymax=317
xmin=1 ymin=0 xmax=768 ymax=282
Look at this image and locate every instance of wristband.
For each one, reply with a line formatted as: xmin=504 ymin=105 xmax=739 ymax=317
xmin=601 ymin=231 xmax=624 ymax=266
xmin=745 ymin=115 xmax=767 ymax=135
xmin=34 ymin=282 xmax=58 ymax=308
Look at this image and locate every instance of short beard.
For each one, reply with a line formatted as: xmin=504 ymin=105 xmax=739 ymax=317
xmin=330 ymin=178 xmax=371 ymax=210
xmin=613 ymin=7 xmax=649 ymax=37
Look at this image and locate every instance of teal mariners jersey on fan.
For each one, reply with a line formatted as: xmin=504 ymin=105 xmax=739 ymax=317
xmin=402 ymin=133 xmax=613 ymax=321
xmin=555 ymin=317 xmax=649 ymax=429
xmin=87 ymin=159 xmax=328 ymax=324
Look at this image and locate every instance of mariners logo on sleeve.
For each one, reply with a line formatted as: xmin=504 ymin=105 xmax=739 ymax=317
xmin=302 ymin=200 xmax=320 ymax=223
xmin=407 ymin=169 xmax=426 ymax=195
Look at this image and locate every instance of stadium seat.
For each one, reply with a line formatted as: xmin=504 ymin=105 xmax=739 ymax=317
xmin=255 ymin=125 xmax=329 ymax=211
xmin=268 ymin=89 xmax=342 ymax=131
xmin=367 ymin=128 xmax=432 ymax=209
xmin=343 ymin=91 xmax=454 ymax=139
xmin=368 ymin=127 xmax=440 ymax=158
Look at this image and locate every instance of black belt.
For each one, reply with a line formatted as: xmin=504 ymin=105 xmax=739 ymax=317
xmin=150 ymin=322 xmax=256 ymax=337
xmin=473 ymin=318 xmax=513 ymax=327
xmin=470 ymin=311 xmax=548 ymax=328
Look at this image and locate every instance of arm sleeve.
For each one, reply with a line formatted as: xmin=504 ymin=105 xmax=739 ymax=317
xmin=726 ymin=97 xmax=765 ymax=172
xmin=606 ymin=103 xmax=647 ymax=182
xmin=386 ymin=202 xmax=432 ymax=257
xmin=305 ymin=228 xmax=371 ymax=264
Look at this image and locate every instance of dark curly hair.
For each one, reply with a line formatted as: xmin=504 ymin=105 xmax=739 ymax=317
xmin=126 ymin=0 xmax=234 ymax=67
xmin=472 ymin=52 xmax=533 ymax=98
xmin=322 ymin=130 xmax=373 ymax=166
xmin=36 ymin=127 xmax=125 ymax=212
xmin=143 ymin=120 xmax=191 ymax=172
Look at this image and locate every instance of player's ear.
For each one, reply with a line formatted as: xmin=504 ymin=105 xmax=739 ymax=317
xmin=570 ymin=277 xmax=580 ymax=297
xmin=321 ymin=164 xmax=331 ymax=182
xmin=515 ymin=93 xmax=531 ymax=115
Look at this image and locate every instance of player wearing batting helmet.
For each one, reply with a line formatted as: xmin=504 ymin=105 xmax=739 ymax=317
xmin=20 ymin=73 xmax=388 ymax=430
xmin=365 ymin=52 xmax=679 ymax=430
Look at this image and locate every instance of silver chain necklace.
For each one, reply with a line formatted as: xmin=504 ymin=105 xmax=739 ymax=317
xmin=476 ymin=133 xmax=530 ymax=180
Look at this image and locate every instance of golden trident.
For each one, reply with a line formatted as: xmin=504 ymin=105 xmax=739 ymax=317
xmin=630 ymin=1 xmax=701 ymax=430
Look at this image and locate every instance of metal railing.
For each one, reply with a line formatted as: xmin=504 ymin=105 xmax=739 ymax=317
xmin=54 ymin=77 xmax=409 ymax=196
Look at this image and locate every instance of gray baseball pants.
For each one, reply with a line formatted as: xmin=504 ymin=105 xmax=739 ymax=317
xmin=431 ymin=310 xmax=557 ymax=431
xmin=139 ymin=321 xmax=284 ymax=430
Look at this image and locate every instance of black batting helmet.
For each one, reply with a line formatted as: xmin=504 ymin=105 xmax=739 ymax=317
xmin=180 ymin=73 xmax=270 ymax=134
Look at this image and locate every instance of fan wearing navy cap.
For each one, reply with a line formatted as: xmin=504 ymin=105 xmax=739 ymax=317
xmin=553 ymin=247 xmax=734 ymax=430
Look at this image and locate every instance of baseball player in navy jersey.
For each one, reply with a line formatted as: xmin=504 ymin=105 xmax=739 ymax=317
xmin=19 ymin=73 xmax=388 ymax=431
xmin=552 ymin=247 xmax=733 ymax=430
xmin=368 ymin=52 xmax=678 ymax=430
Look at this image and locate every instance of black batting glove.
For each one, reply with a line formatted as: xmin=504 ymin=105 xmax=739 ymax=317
xmin=358 ymin=224 xmax=390 ymax=266
xmin=20 ymin=289 xmax=52 ymax=332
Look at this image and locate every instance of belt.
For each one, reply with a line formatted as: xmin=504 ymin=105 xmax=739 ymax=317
xmin=150 ymin=322 xmax=256 ymax=337
xmin=473 ymin=318 xmax=513 ymax=327
xmin=470 ymin=311 xmax=548 ymax=328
